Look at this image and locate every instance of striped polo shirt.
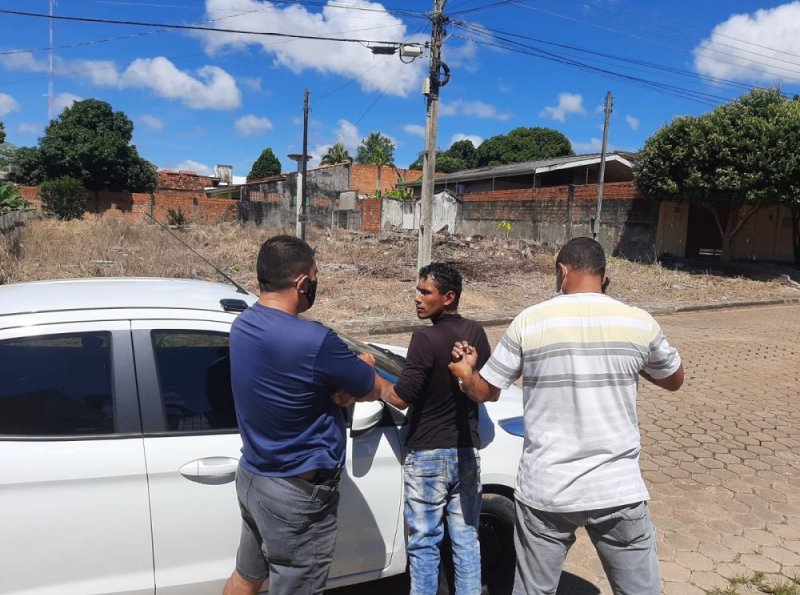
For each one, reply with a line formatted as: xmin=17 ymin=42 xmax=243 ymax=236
xmin=481 ymin=292 xmax=682 ymax=513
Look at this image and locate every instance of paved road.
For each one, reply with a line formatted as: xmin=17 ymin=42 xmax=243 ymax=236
xmin=334 ymin=304 xmax=800 ymax=595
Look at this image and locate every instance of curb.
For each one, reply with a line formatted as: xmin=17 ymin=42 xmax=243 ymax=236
xmin=346 ymin=297 xmax=800 ymax=337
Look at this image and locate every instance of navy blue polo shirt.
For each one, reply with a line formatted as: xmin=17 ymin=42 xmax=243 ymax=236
xmin=230 ymin=303 xmax=375 ymax=477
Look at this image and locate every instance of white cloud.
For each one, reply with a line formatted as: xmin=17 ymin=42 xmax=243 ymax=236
xmin=335 ymin=119 xmax=362 ymax=154
xmin=54 ymin=93 xmax=81 ymax=113
xmin=540 ymin=93 xmax=586 ymax=122
xmin=169 ymin=160 xmax=213 ymax=175
xmin=2 ymin=52 xmax=242 ymax=110
xmin=440 ymin=99 xmax=512 ymax=120
xmin=17 ymin=122 xmax=43 ymax=136
xmin=0 ymin=93 xmax=20 ymax=116
xmin=694 ymin=3 xmax=800 ymax=83
xmin=139 ymin=114 xmax=164 ymax=131
xmin=240 ymin=76 xmax=263 ymax=92
xmin=0 ymin=51 xmax=48 ymax=72
xmin=198 ymin=0 xmax=425 ymax=96
xmin=403 ymin=123 xmax=426 ymax=137
xmin=625 ymin=114 xmax=640 ymax=131
xmin=571 ymin=137 xmax=603 ymax=152
xmin=444 ymin=40 xmax=479 ymax=73
xmin=235 ymin=114 xmax=274 ymax=136
xmin=449 ymin=133 xmax=483 ymax=147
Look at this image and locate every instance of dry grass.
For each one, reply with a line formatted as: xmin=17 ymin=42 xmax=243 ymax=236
xmin=2 ymin=218 xmax=798 ymax=330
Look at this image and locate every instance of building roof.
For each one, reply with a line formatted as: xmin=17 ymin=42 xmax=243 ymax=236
xmin=400 ymin=152 xmax=635 ymax=187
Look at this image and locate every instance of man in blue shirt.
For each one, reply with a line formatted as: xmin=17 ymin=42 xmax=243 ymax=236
xmin=224 ymin=235 xmax=388 ymax=595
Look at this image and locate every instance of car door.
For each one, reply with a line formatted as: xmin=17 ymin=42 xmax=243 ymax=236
xmin=131 ymin=319 xmax=405 ymax=595
xmin=0 ymin=321 xmax=154 ymax=595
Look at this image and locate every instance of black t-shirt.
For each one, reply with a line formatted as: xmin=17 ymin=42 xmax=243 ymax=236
xmin=393 ymin=314 xmax=491 ymax=450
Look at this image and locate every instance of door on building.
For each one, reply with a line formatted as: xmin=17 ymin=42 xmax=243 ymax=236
xmin=686 ymin=204 xmax=726 ymax=258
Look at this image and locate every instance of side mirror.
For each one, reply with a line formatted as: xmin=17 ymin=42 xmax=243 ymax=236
xmin=351 ymin=401 xmax=385 ymax=437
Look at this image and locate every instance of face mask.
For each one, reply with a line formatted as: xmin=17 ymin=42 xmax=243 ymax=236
xmin=303 ymin=278 xmax=318 ymax=309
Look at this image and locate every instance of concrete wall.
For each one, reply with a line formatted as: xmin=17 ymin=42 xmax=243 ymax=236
xmin=457 ymin=181 xmax=658 ymax=260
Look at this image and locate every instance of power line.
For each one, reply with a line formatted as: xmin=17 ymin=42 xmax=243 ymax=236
xmin=0 ymin=8 xmax=422 ymax=47
xmin=450 ymin=0 xmax=516 ymax=16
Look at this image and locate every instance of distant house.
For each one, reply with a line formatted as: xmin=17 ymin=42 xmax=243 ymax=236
xmin=398 ymin=153 xmax=658 ymax=261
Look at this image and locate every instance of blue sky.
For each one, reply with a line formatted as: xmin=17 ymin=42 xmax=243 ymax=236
xmin=1 ymin=0 xmax=799 ymax=179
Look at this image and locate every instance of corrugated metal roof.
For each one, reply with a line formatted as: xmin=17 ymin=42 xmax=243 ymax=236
xmin=400 ymin=152 xmax=635 ymax=187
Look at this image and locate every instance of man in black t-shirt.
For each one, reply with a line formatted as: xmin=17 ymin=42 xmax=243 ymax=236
xmin=380 ymin=262 xmax=490 ymax=595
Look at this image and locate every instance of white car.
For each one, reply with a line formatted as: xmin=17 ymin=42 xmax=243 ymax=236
xmin=0 ymin=278 xmax=524 ymax=595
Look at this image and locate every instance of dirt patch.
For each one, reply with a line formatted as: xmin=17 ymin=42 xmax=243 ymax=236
xmin=2 ymin=219 xmax=798 ymax=331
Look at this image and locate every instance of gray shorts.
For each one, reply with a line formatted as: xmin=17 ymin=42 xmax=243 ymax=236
xmin=513 ymin=500 xmax=660 ymax=595
xmin=235 ymin=464 xmax=341 ymax=595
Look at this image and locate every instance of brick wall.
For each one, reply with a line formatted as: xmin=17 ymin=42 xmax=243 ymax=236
xmin=357 ymin=196 xmax=383 ymax=233
xmin=351 ymin=164 xmax=422 ymax=195
xmin=157 ymin=170 xmax=217 ymax=194
xmin=20 ymin=185 xmax=236 ymax=223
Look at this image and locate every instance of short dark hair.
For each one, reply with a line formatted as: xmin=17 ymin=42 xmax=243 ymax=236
xmin=556 ymin=237 xmax=606 ymax=277
xmin=256 ymin=235 xmax=315 ymax=292
xmin=419 ymin=261 xmax=463 ymax=307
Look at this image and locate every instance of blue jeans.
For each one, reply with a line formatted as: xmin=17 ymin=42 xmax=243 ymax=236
xmin=234 ymin=464 xmax=340 ymax=595
xmin=404 ymin=447 xmax=482 ymax=595
xmin=512 ymin=500 xmax=660 ymax=595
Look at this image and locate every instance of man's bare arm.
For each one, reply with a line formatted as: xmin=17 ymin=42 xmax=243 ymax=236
xmin=448 ymin=341 xmax=501 ymax=403
xmin=640 ymin=363 xmax=684 ymax=392
xmin=380 ymin=383 xmax=409 ymax=410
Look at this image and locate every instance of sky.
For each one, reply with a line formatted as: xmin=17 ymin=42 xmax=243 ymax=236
xmin=1 ymin=0 xmax=800 ymax=180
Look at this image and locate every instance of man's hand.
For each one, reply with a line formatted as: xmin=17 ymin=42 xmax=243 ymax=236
xmin=358 ymin=352 xmax=376 ymax=367
xmin=451 ymin=340 xmax=478 ymax=369
xmin=331 ymin=389 xmax=356 ymax=408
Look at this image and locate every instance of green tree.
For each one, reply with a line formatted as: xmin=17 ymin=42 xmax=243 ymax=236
xmin=321 ymin=142 xmax=352 ymax=165
xmin=356 ymin=132 xmax=395 ymax=194
xmin=475 ymin=127 xmax=573 ymax=167
xmin=634 ymin=87 xmax=800 ymax=263
xmin=247 ymin=147 xmax=282 ymax=180
xmin=11 ymin=99 xmax=156 ymax=192
xmin=40 ymin=176 xmax=87 ymax=220
xmin=407 ymin=139 xmax=477 ymax=173
xmin=447 ymin=139 xmax=478 ymax=168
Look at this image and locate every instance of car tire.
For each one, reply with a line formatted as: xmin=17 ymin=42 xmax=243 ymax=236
xmin=479 ymin=492 xmax=516 ymax=594
xmin=436 ymin=493 xmax=516 ymax=595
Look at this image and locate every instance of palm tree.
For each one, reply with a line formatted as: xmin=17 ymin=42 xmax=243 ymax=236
xmin=321 ymin=142 xmax=352 ymax=165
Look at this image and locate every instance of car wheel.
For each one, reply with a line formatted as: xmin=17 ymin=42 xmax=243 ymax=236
xmin=479 ymin=493 xmax=516 ymax=594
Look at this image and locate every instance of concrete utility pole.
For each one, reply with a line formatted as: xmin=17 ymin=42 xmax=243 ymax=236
xmin=417 ymin=0 xmax=448 ymax=271
xmin=288 ymin=150 xmax=311 ymax=239
xmin=593 ymin=91 xmax=613 ymax=240
xmin=300 ymin=88 xmax=310 ymax=241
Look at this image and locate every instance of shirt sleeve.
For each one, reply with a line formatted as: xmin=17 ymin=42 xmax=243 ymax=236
xmin=643 ymin=321 xmax=682 ymax=379
xmin=393 ymin=330 xmax=432 ymax=405
xmin=479 ymin=318 xmax=523 ymax=390
xmin=314 ymin=330 xmax=375 ymax=398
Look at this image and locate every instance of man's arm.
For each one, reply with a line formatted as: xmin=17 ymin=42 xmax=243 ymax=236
xmin=640 ymin=363 xmax=684 ymax=392
xmin=331 ymin=353 xmax=409 ymax=408
xmin=449 ymin=341 xmax=501 ymax=403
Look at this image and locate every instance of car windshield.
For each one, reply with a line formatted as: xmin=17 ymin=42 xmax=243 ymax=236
xmin=339 ymin=333 xmax=405 ymax=378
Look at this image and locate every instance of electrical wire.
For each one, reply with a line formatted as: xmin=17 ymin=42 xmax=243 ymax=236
xmin=0 ymin=8 xmax=419 ymax=47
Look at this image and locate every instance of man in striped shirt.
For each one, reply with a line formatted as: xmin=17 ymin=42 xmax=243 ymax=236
xmin=449 ymin=237 xmax=684 ymax=595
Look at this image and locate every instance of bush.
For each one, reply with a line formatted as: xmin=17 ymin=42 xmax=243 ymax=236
xmin=0 ymin=184 xmax=28 ymax=214
xmin=166 ymin=208 xmax=188 ymax=226
xmin=40 ymin=177 xmax=88 ymax=220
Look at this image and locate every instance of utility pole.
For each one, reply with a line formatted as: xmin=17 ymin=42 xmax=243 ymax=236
xmin=300 ymin=88 xmax=310 ymax=241
xmin=417 ymin=0 xmax=448 ymax=271
xmin=48 ymin=0 xmax=55 ymax=121
xmin=593 ymin=91 xmax=613 ymax=240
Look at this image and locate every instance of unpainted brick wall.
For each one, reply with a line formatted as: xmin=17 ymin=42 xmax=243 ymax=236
xmin=350 ymin=164 xmax=422 ymax=195
xmin=357 ymin=197 xmax=383 ymax=232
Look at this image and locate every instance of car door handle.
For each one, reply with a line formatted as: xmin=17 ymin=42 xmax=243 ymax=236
xmin=179 ymin=457 xmax=239 ymax=485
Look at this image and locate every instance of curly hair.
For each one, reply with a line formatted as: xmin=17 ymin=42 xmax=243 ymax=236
xmin=418 ymin=261 xmax=463 ymax=307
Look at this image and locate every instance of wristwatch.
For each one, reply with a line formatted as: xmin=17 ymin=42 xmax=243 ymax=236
xmin=457 ymin=375 xmax=467 ymax=392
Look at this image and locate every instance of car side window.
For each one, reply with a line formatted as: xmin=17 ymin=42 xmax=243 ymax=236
xmin=150 ymin=330 xmax=237 ymax=432
xmin=0 ymin=332 xmax=114 ymax=436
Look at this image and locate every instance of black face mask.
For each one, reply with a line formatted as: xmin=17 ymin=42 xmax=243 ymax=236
xmin=304 ymin=278 xmax=318 ymax=309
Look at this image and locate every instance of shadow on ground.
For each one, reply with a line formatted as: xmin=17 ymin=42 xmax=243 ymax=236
xmin=326 ymin=571 xmax=599 ymax=594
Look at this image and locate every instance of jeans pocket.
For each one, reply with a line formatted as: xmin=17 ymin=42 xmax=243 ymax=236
xmin=599 ymin=502 xmax=650 ymax=546
xmin=404 ymin=457 xmax=444 ymax=478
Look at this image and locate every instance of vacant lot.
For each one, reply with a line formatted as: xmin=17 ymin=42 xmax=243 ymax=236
xmin=2 ymin=218 xmax=798 ymax=330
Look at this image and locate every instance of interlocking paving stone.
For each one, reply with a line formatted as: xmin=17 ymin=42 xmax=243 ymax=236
xmin=365 ymin=303 xmax=800 ymax=594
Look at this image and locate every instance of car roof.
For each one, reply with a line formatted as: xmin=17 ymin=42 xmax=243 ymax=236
xmin=0 ymin=278 xmax=257 ymax=316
